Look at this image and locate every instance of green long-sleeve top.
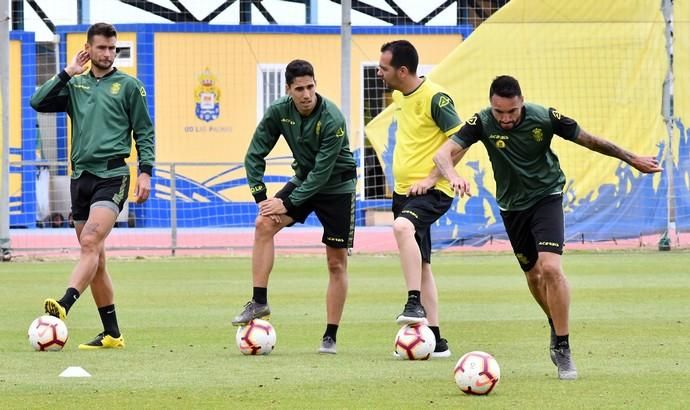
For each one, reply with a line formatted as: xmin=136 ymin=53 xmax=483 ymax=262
xmin=30 ymin=68 xmax=155 ymax=178
xmin=245 ymin=94 xmax=356 ymax=212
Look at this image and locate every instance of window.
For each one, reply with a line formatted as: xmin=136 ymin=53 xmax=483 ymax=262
xmin=114 ymin=41 xmax=134 ymax=67
xmin=256 ymin=64 xmax=286 ymax=122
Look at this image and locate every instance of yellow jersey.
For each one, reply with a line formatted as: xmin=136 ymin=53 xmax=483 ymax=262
xmin=392 ymin=78 xmax=462 ymax=197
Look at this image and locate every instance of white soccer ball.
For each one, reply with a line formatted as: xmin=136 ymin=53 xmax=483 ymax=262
xmin=394 ymin=323 xmax=436 ymax=360
xmin=454 ymin=351 xmax=501 ymax=395
xmin=235 ymin=318 xmax=276 ymax=355
xmin=28 ymin=315 xmax=69 ymax=351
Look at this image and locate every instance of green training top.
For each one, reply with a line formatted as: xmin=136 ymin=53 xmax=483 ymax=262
xmin=30 ymin=68 xmax=155 ymax=178
xmin=452 ymin=102 xmax=580 ymax=211
xmin=245 ymin=94 xmax=356 ymax=212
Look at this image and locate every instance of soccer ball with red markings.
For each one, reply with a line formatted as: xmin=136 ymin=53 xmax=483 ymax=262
xmin=235 ymin=319 xmax=276 ymax=355
xmin=394 ymin=323 xmax=436 ymax=360
xmin=454 ymin=351 xmax=501 ymax=395
xmin=28 ymin=315 xmax=69 ymax=351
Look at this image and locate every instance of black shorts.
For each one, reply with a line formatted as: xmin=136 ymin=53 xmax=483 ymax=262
xmin=392 ymin=190 xmax=454 ymax=264
xmin=500 ymin=194 xmax=564 ymax=272
xmin=70 ymin=172 xmax=130 ymax=222
xmin=275 ymin=182 xmax=355 ymax=249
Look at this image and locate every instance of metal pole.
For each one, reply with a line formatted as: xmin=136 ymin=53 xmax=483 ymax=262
xmin=239 ymin=0 xmax=251 ymax=24
xmin=340 ymin=0 xmax=353 ymax=179
xmin=170 ymin=164 xmax=177 ymax=256
xmin=660 ymin=0 xmax=675 ymax=249
xmin=1 ymin=0 xmax=12 ymax=260
xmin=308 ymin=0 xmax=317 ymax=25
xmin=77 ymin=0 xmax=90 ymax=25
xmin=10 ymin=0 xmax=20 ymax=30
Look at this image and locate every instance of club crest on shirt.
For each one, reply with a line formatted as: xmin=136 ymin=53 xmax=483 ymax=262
xmin=414 ymin=101 xmax=423 ymax=115
xmin=194 ymin=67 xmax=220 ymax=122
xmin=489 ymin=134 xmax=508 ymax=149
xmin=532 ymin=128 xmax=544 ymax=142
xmin=110 ymin=82 xmax=121 ymax=95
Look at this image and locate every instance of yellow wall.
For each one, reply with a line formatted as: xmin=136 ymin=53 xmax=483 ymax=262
xmin=155 ymin=32 xmax=347 ymax=201
xmin=154 ymin=32 xmax=462 ymax=200
xmin=9 ymin=40 xmax=22 ymax=196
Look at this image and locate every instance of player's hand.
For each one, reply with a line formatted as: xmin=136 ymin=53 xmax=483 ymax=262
xmin=134 ymin=172 xmax=151 ymax=203
xmin=256 ymin=200 xmax=282 ymax=224
xmin=65 ymin=50 xmax=90 ymax=77
xmin=450 ymin=176 xmax=472 ymax=198
xmin=630 ymin=155 xmax=663 ymax=174
xmin=259 ymin=197 xmax=287 ymax=216
xmin=407 ymin=176 xmax=437 ymax=196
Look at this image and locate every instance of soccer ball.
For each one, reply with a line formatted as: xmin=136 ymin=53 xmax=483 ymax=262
xmin=28 ymin=315 xmax=69 ymax=351
xmin=454 ymin=351 xmax=501 ymax=395
xmin=235 ymin=319 xmax=276 ymax=355
xmin=394 ymin=323 xmax=436 ymax=360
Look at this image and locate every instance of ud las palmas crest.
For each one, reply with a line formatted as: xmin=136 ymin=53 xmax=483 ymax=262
xmin=195 ymin=68 xmax=221 ymax=122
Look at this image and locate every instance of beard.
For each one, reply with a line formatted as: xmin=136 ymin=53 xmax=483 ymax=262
xmin=91 ymin=59 xmax=113 ymax=70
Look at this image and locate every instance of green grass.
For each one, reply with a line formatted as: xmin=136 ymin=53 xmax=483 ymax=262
xmin=1 ymin=252 xmax=689 ymax=408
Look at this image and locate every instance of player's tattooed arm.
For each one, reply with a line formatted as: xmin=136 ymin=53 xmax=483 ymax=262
xmin=574 ymin=128 xmax=662 ymax=174
xmin=573 ymin=129 xmax=633 ymax=162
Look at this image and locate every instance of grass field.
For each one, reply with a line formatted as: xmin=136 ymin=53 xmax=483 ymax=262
xmin=1 ymin=252 xmax=689 ymax=409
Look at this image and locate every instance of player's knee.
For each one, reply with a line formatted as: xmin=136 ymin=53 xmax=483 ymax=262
xmin=538 ymin=260 xmax=563 ymax=280
xmin=254 ymin=215 xmax=278 ymax=236
xmin=327 ymin=258 xmax=347 ymax=276
xmin=326 ymin=249 xmax=348 ymax=276
xmin=79 ymin=233 xmax=102 ymax=255
xmin=392 ymin=217 xmax=415 ymax=237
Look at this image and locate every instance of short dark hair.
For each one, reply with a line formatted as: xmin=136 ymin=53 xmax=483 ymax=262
xmin=285 ymin=59 xmax=315 ymax=85
xmin=87 ymin=22 xmax=117 ymax=43
xmin=380 ymin=40 xmax=418 ymax=74
xmin=490 ymin=75 xmax=522 ymax=99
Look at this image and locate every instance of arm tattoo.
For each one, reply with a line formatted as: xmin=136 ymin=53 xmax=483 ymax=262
xmin=575 ymin=129 xmax=633 ymax=163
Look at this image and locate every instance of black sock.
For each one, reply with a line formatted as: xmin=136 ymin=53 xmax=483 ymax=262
xmin=58 ymin=287 xmax=80 ymax=313
xmin=407 ymin=290 xmax=421 ymax=304
xmin=98 ymin=304 xmax=120 ymax=338
xmin=323 ymin=324 xmax=339 ymax=342
xmin=555 ymin=334 xmax=570 ymax=349
xmin=253 ymin=287 xmax=268 ymax=304
xmin=548 ymin=317 xmax=555 ymax=333
xmin=429 ymin=325 xmax=441 ymax=341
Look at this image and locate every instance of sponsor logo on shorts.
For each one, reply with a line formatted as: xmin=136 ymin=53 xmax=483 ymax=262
xmin=515 ymin=253 xmax=530 ymax=265
xmin=401 ymin=209 xmax=419 ymax=219
xmin=112 ymin=176 xmax=128 ymax=206
xmin=538 ymin=241 xmax=561 ymax=248
xmin=327 ymin=236 xmax=345 ymax=243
